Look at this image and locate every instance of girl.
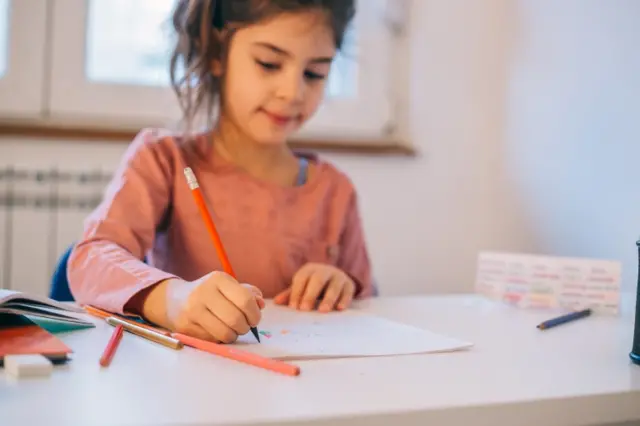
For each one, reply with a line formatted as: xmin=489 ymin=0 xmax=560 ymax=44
xmin=68 ymin=0 xmax=375 ymax=344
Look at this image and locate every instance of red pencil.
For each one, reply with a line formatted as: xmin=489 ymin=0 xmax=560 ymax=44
xmin=183 ymin=167 xmax=261 ymax=343
xmin=99 ymin=324 xmax=124 ymax=367
xmin=173 ymin=333 xmax=300 ymax=377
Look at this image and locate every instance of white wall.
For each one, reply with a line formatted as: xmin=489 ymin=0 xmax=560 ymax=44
xmin=329 ymin=0 xmax=534 ymax=296
xmin=503 ymin=0 xmax=640 ymax=293
xmin=1 ymin=0 xmax=639 ymax=297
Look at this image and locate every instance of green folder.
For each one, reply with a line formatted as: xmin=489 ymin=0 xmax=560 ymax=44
xmin=27 ymin=315 xmax=96 ymax=334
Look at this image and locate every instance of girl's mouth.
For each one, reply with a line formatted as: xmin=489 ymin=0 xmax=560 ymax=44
xmin=261 ymin=109 xmax=296 ymax=127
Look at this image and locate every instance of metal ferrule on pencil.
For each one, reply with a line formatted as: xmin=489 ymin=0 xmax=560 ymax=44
xmin=106 ymin=317 xmax=183 ymax=350
xmin=183 ymin=167 xmax=200 ymax=190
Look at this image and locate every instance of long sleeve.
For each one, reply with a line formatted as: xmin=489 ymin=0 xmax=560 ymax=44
xmin=337 ymin=191 xmax=377 ymax=298
xmin=67 ymin=129 xmax=179 ymax=314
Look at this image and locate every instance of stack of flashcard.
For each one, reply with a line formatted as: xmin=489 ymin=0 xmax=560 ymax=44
xmin=475 ymin=251 xmax=621 ymax=314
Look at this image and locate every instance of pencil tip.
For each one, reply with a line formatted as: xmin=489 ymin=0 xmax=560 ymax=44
xmin=251 ymin=327 xmax=261 ymax=343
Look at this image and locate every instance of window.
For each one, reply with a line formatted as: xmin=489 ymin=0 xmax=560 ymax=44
xmin=85 ymin=0 xmax=176 ymax=87
xmin=84 ymin=0 xmax=355 ymax=98
xmin=0 ymin=0 xmax=9 ymax=78
xmin=0 ymin=0 xmax=48 ymax=118
xmin=3 ymin=0 xmax=404 ymax=143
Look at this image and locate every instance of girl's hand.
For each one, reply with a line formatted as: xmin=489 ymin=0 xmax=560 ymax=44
xmin=164 ymin=272 xmax=264 ymax=343
xmin=274 ymin=263 xmax=356 ymax=313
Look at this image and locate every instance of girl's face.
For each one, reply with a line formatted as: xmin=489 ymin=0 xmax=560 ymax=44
xmin=220 ymin=11 xmax=336 ymax=145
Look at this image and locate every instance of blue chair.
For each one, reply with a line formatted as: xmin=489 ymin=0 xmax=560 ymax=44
xmin=50 ymin=244 xmax=76 ymax=302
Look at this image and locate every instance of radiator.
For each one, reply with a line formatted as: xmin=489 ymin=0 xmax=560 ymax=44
xmin=0 ymin=166 xmax=112 ymax=296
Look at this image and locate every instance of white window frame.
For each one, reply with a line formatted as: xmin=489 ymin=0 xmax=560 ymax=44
xmin=46 ymin=0 xmax=399 ymax=140
xmin=0 ymin=0 xmax=48 ymax=119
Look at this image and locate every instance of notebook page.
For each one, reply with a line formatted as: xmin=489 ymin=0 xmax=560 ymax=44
xmin=234 ymin=307 xmax=472 ymax=360
xmin=0 ymin=289 xmax=84 ymax=313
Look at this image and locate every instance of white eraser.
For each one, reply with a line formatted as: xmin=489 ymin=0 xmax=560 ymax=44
xmin=4 ymin=354 xmax=53 ymax=378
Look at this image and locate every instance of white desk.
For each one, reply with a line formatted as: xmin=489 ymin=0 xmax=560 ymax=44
xmin=1 ymin=294 xmax=639 ymax=426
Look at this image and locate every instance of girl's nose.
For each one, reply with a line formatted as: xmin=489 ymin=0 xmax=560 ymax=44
xmin=275 ymin=73 xmax=305 ymax=103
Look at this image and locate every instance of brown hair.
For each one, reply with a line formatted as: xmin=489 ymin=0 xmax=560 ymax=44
xmin=169 ymin=0 xmax=355 ymax=132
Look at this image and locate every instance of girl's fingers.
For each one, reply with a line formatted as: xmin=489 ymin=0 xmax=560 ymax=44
xmin=191 ymin=303 xmax=238 ymax=343
xmin=240 ymin=283 xmax=263 ymax=297
xmin=319 ymin=276 xmax=345 ymax=313
xmin=242 ymin=283 xmax=266 ymax=310
xmin=337 ymin=282 xmax=356 ymax=311
xmin=274 ymin=288 xmax=291 ymax=305
xmin=289 ymin=265 xmax=313 ymax=309
xmin=300 ymin=270 xmax=330 ymax=311
xmin=218 ymin=280 xmax=262 ymax=328
xmin=207 ymin=289 xmax=251 ymax=336
xmin=182 ymin=322 xmax=216 ymax=342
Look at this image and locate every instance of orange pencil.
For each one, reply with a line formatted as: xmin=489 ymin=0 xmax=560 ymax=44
xmin=99 ymin=324 xmax=124 ymax=367
xmin=184 ymin=167 xmax=235 ymax=275
xmin=173 ymin=333 xmax=300 ymax=377
xmin=84 ymin=305 xmax=110 ymax=319
xmin=183 ymin=167 xmax=261 ymax=343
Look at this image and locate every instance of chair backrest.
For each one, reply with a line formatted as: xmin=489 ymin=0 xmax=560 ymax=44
xmin=49 ymin=244 xmax=75 ymax=301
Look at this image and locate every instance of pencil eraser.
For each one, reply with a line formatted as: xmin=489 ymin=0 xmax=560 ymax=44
xmin=4 ymin=354 xmax=53 ymax=378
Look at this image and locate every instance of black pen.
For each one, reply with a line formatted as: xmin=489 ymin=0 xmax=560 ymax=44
xmin=536 ymin=309 xmax=592 ymax=330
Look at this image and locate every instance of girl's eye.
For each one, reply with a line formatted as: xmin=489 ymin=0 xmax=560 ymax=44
xmin=304 ymin=71 xmax=326 ymax=81
xmin=256 ymin=60 xmax=280 ymax=71
xmin=256 ymin=59 xmax=326 ymax=81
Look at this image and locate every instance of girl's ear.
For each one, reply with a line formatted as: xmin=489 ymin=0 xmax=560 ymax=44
xmin=211 ymin=59 xmax=223 ymax=77
xmin=210 ymin=28 xmax=227 ymax=77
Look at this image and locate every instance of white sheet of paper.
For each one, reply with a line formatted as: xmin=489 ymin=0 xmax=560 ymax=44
xmin=234 ymin=306 xmax=473 ymax=360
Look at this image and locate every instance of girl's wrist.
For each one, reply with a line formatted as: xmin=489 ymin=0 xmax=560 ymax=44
xmin=137 ymin=278 xmax=186 ymax=330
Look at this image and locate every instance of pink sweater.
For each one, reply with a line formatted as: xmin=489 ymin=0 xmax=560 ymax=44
xmin=67 ymin=129 xmax=375 ymax=314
